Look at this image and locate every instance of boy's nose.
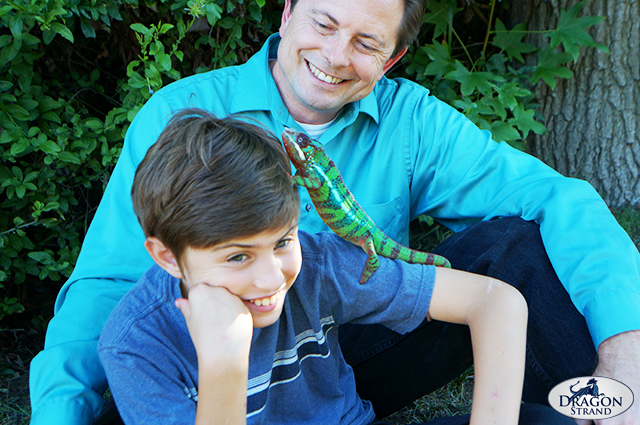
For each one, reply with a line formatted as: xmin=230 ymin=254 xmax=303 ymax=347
xmin=253 ymin=258 xmax=287 ymax=292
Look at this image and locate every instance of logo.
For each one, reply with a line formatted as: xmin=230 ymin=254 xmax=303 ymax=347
xmin=548 ymin=376 xmax=634 ymax=420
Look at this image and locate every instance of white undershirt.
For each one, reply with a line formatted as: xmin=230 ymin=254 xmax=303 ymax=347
xmin=296 ymin=117 xmax=337 ymax=139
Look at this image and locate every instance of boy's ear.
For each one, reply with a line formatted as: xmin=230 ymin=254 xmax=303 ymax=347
xmin=144 ymin=237 xmax=184 ymax=279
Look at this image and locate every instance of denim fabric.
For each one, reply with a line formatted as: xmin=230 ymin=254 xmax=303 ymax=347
xmin=371 ymin=403 xmax=576 ymax=424
xmin=339 ymin=218 xmax=598 ymax=418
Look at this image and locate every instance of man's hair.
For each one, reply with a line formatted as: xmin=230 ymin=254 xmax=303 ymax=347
xmin=289 ymin=0 xmax=424 ymax=58
xmin=132 ymin=108 xmax=299 ymax=262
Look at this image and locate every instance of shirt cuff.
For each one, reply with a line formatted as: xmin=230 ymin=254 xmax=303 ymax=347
xmin=583 ymin=288 xmax=640 ymax=349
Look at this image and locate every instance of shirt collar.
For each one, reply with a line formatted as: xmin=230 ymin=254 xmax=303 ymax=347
xmin=230 ymin=34 xmax=380 ymax=125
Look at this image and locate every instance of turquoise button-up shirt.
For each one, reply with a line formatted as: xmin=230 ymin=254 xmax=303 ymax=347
xmin=30 ymin=34 xmax=640 ymax=425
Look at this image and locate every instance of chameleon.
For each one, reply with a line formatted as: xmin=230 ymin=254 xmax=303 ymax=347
xmin=281 ymin=127 xmax=451 ymax=284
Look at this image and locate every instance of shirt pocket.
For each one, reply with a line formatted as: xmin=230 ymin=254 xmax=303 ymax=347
xmin=358 ymin=196 xmax=408 ymax=244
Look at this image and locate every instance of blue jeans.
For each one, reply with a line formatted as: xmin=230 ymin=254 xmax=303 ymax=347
xmin=372 ymin=403 xmax=576 ymax=424
xmin=339 ymin=218 xmax=598 ymax=418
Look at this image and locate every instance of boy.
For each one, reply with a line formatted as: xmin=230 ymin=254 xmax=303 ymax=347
xmin=97 ymin=109 xmax=570 ymax=425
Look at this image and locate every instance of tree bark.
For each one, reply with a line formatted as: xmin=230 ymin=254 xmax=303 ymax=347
xmin=510 ymin=0 xmax=640 ymax=208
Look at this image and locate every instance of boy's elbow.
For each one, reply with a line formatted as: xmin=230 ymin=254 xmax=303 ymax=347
xmin=495 ymin=280 xmax=528 ymax=322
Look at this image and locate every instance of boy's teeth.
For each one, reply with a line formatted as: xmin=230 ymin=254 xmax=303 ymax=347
xmin=251 ymin=294 xmax=278 ymax=307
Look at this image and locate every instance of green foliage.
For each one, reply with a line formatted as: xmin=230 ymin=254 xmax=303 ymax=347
xmin=0 ymin=0 xmax=608 ymax=321
xmin=398 ymin=0 xmax=608 ymax=150
xmin=0 ymin=0 xmax=281 ymax=321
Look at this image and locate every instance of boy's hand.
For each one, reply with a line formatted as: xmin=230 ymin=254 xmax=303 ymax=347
xmin=175 ymin=283 xmax=253 ymax=366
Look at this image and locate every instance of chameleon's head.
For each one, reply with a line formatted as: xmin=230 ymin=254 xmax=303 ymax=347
xmin=281 ymin=127 xmax=324 ymax=168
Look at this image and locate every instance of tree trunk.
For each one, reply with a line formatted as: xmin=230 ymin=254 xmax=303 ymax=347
xmin=510 ymin=0 xmax=640 ymax=208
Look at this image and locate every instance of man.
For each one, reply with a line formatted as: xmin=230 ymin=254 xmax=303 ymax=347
xmin=30 ymin=0 xmax=640 ymax=424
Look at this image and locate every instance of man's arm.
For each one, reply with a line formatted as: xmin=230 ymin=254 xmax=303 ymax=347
xmin=407 ymin=94 xmax=640 ymax=350
xmin=175 ymin=283 xmax=253 ymax=425
xmin=429 ymin=267 xmax=528 ymax=425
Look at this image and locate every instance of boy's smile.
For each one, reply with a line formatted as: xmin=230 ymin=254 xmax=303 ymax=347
xmin=170 ymin=225 xmax=302 ymax=328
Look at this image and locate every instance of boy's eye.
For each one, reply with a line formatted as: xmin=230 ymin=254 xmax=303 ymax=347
xmin=228 ymin=253 xmax=248 ymax=263
xmin=276 ymin=239 xmax=290 ymax=249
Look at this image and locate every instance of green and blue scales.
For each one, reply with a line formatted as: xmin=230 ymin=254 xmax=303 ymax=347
xmin=282 ymin=128 xmax=451 ymax=284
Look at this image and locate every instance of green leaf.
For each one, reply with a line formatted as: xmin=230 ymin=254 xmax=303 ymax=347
xmin=490 ymin=121 xmax=521 ymax=143
xmin=0 ymin=35 xmax=12 ymax=49
xmin=159 ymin=23 xmax=174 ymax=34
xmin=80 ymin=18 xmax=96 ymax=38
xmin=84 ymin=118 xmax=103 ymax=130
xmin=39 ymin=96 xmax=62 ymax=112
xmin=15 ymin=184 xmax=26 ymax=198
xmin=50 ymin=23 xmax=74 ymax=42
xmin=156 ymin=52 xmax=172 ymax=71
xmin=444 ymin=61 xmax=502 ymax=96
xmin=57 ymin=151 xmax=81 ymax=164
xmin=0 ymin=42 xmax=18 ymax=64
xmin=510 ymin=104 xmax=546 ymax=139
xmin=424 ymin=0 xmax=460 ymax=39
xmin=28 ymin=251 xmax=54 ymax=265
xmin=422 ymin=41 xmax=455 ymax=76
xmin=130 ymin=23 xmax=153 ymax=36
xmin=546 ymin=1 xmax=608 ymax=61
xmin=39 ymin=140 xmax=62 ymax=155
xmin=532 ymin=46 xmax=573 ymax=89
xmin=42 ymin=111 xmax=62 ymax=123
xmin=0 ymin=80 xmax=12 ymax=92
xmin=205 ymin=3 xmax=223 ymax=26
xmin=10 ymin=138 xmax=29 ymax=156
xmin=0 ymin=5 xmax=13 ymax=18
xmin=492 ymin=20 xmax=537 ymax=63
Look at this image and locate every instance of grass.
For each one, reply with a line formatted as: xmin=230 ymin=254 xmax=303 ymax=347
xmin=2 ymin=207 xmax=639 ymax=425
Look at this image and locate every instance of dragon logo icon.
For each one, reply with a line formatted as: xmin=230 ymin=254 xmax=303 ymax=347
xmin=548 ymin=376 xmax=634 ymax=420
xmin=566 ymin=378 xmax=603 ymax=404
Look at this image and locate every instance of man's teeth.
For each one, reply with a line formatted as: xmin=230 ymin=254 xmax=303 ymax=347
xmin=250 ymin=294 xmax=278 ymax=307
xmin=308 ymin=62 xmax=343 ymax=85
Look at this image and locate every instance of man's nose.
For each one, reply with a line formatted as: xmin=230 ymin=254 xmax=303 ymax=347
xmin=322 ymin=35 xmax=350 ymax=68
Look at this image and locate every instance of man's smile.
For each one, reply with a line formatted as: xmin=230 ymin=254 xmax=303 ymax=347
xmin=307 ymin=61 xmax=345 ymax=85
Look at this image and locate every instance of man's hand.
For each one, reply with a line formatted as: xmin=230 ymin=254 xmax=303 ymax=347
xmin=575 ymin=330 xmax=640 ymax=425
xmin=175 ymin=283 xmax=253 ymax=366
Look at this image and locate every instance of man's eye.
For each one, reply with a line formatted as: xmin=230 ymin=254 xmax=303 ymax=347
xmin=314 ymin=20 xmax=330 ymax=31
xmin=358 ymin=41 xmax=375 ymax=52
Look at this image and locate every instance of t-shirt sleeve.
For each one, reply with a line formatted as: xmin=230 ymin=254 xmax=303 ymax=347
xmin=98 ymin=269 xmax=199 ymax=424
xmin=297 ymin=231 xmax=435 ymax=335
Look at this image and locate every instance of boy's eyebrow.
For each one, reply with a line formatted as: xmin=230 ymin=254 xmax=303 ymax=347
xmin=213 ymin=225 xmax=297 ymax=251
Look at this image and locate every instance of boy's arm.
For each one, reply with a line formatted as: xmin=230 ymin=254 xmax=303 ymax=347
xmin=175 ymin=283 xmax=253 ymax=425
xmin=429 ymin=267 xmax=528 ymax=425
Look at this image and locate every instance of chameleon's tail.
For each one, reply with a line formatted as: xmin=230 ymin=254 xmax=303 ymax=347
xmin=375 ymin=234 xmax=451 ymax=268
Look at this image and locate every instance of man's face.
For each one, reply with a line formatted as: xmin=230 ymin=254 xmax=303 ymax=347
xmin=272 ymin=0 xmax=407 ymax=124
xmin=178 ymin=225 xmax=302 ymax=328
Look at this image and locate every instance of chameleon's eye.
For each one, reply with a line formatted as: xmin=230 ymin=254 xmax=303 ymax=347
xmin=297 ymin=134 xmax=310 ymax=147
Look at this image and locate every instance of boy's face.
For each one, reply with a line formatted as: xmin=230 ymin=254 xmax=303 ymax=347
xmin=176 ymin=225 xmax=302 ymax=329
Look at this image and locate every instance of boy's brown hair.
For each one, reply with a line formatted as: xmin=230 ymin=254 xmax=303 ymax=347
xmin=132 ymin=108 xmax=299 ymax=262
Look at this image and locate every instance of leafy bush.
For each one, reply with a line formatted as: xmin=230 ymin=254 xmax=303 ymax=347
xmin=0 ymin=0 xmax=606 ymax=321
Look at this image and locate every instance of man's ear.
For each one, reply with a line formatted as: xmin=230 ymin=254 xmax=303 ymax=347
xmin=144 ymin=237 xmax=184 ymax=279
xmin=378 ymin=46 xmax=409 ymax=80
xmin=279 ymin=0 xmax=293 ymax=37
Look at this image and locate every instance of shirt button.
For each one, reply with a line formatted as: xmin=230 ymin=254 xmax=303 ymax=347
xmin=305 ymin=204 xmax=313 ymax=212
